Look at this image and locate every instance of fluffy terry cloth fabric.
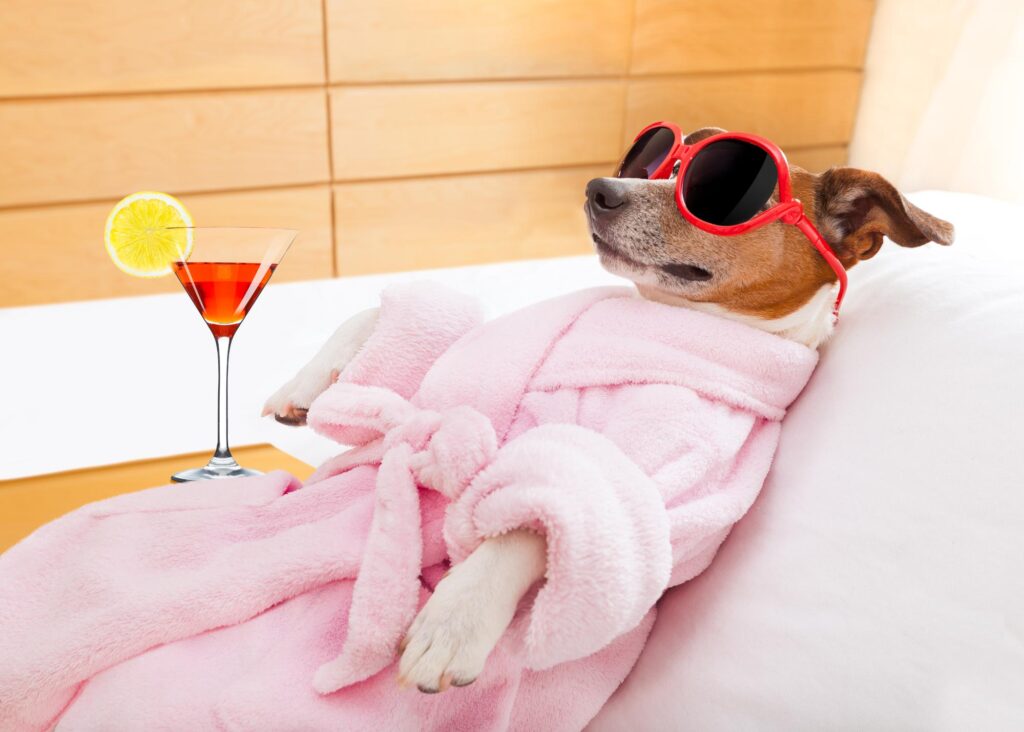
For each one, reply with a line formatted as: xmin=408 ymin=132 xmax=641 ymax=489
xmin=0 ymin=283 xmax=818 ymax=731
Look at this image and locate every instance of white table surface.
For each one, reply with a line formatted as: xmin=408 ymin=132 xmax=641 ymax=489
xmin=0 ymin=256 xmax=622 ymax=480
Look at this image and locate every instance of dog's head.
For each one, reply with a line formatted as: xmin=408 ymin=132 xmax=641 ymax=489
xmin=585 ymin=127 xmax=954 ymax=344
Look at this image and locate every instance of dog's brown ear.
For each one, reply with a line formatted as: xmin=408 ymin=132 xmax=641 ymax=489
xmin=814 ymin=167 xmax=954 ymax=265
xmin=683 ymin=127 xmax=726 ymax=145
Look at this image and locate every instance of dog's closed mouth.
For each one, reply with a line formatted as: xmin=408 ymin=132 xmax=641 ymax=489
xmin=660 ymin=263 xmax=713 ymax=282
xmin=592 ymin=232 xmax=633 ymax=261
xmin=594 ymin=234 xmax=711 ymax=283
xmin=592 ymin=232 xmax=624 ymax=258
xmin=591 ymin=232 xmax=613 ymax=252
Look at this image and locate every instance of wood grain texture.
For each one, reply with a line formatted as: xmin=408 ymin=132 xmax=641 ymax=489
xmin=0 ymin=1 xmax=877 ymax=307
xmin=788 ymin=145 xmax=849 ymax=172
xmin=631 ymin=0 xmax=875 ymax=74
xmin=0 ymin=90 xmax=329 ymax=208
xmin=325 ymin=0 xmax=631 ymax=82
xmin=0 ymin=186 xmax=333 ymax=307
xmin=0 ymin=445 xmax=313 ymax=551
xmin=0 ymin=0 xmax=324 ymax=97
xmin=334 ymin=165 xmax=607 ymax=275
xmin=624 ymin=71 xmax=862 ymax=148
xmin=330 ymin=80 xmax=625 ymax=180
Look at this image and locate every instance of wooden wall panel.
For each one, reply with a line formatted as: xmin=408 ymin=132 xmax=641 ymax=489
xmin=625 ymin=71 xmax=861 ymax=149
xmin=789 ymin=145 xmax=849 ymax=172
xmin=631 ymin=0 xmax=874 ymax=74
xmin=0 ymin=1 xmax=876 ymax=307
xmin=334 ymin=166 xmax=607 ymax=275
xmin=330 ymin=81 xmax=625 ymax=180
xmin=326 ymin=0 xmax=631 ymax=82
xmin=0 ymin=0 xmax=324 ymax=98
xmin=0 ymin=91 xmax=329 ymax=208
xmin=0 ymin=187 xmax=333 ymax=307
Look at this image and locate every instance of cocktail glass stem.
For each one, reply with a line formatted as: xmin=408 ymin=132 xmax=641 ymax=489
xmin=171 ymin=331 xmax=260 ymax=482
xmin=211 ymin=335 xmax=235 ymax=464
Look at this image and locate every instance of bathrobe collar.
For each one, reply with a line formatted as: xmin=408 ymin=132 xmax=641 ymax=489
xmin=414 ymin=288 xmax=819 ymax=436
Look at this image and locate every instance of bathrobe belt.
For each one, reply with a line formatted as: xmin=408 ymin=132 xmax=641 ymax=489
xmin=309 ymin=383 xmax=499 ymax=694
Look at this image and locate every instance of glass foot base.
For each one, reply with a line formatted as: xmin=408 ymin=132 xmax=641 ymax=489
xmin=171 ymin=456 xmax=262 ymax=483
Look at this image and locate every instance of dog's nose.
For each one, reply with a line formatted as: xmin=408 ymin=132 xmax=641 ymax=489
xmin=586 ymin=178 xmax=629 ymax=215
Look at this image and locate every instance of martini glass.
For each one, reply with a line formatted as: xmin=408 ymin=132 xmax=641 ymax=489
xmin=167 ymin=227 xmax=296 ymax=482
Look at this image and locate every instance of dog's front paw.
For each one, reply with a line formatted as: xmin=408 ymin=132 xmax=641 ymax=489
xmin=262 ymin=366 xmax=340 ymax=426
xmin=398 ymin=567 xmax=511 ymax=693
xmin=398 ymin=531 xmax=546 ymax=693
xmin=262 ymin=308 xmax=379 ymax=426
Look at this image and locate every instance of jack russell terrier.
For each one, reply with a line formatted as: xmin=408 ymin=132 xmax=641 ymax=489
xmin=263 ymin=125 xmax=953 ymax=695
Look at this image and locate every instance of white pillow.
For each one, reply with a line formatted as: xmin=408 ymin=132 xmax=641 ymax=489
xmin=590 ymin=191 xmax=1024 ymax=731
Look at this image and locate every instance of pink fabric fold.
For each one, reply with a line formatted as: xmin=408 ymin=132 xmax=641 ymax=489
xmin=445 ymin=423 xmax=672 ymax=669
xmin=0 ymin=282 xmax=818 ymax=731
xmin=324 ymin=281 xmax=484 ymax=445
xmin=0 ymin=470 xmax=367 ymax=730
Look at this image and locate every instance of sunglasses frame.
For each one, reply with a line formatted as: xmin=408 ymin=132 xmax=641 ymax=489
xmin=623 ymin=121 xmax=848 ymax=314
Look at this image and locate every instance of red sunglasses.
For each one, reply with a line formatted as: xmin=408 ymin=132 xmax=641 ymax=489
xmin=617 ymin=121 xmax=847 ymax=315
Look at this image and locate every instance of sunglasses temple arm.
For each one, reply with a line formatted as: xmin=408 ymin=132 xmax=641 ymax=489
xmin=794 ymin=214 xmax=848 ymax=317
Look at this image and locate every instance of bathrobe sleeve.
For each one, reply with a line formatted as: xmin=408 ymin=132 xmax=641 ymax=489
xmin=443 ymin=424 xmax=674 ymax=671
xmin=443 ymin=379 xmax=779 ymax=671
xmin=328 ymin=282 xmax=484 ymax=444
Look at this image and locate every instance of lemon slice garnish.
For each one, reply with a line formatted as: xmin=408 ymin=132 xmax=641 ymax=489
xmin=104 ymin=192 xmax=194 ymax=277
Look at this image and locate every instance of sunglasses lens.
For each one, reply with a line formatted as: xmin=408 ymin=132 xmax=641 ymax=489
xmin=682 ymin=139 xmax=778 ymax=226
xmin=617 ymin=126 xmax=676 ymax=179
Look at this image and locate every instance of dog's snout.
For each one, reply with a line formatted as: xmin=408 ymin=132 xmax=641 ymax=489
xmin=586 ymin=178 xmax=629 ymax=216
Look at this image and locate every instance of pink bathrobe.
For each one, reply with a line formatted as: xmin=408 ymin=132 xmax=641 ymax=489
xmin=0 ymin=283 xmax=818 ymax=731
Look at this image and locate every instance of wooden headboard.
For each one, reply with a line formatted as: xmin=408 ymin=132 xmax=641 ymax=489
xmin=0 ymin=0 xmax=875 ymax=307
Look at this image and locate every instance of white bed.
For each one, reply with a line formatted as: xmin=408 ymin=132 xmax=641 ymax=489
xmin=1 ymin=191 xmax=1021 ymax=730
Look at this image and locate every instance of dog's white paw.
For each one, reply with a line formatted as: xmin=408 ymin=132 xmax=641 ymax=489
xmin=398 ymin=530 xmax=546 ymax=693
xmin=398 ymin=566 xmax=510 ymax=692
xmin=262 ymin=308 xmax=379 ymax=426
xmin=262 ymin=367 xmax=338 ymax=425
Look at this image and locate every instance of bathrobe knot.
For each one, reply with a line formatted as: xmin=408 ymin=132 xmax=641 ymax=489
xmin=308 ymin=383 xmax=500 ymax=694
xmin=308 ymin=382 xmax=500 ymax=501
xmin=386 ymin=405 xmax=498 ymax=501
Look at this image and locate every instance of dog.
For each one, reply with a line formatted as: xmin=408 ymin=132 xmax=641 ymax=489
xmin=263 ymin=127 xmax=953 ymax=694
